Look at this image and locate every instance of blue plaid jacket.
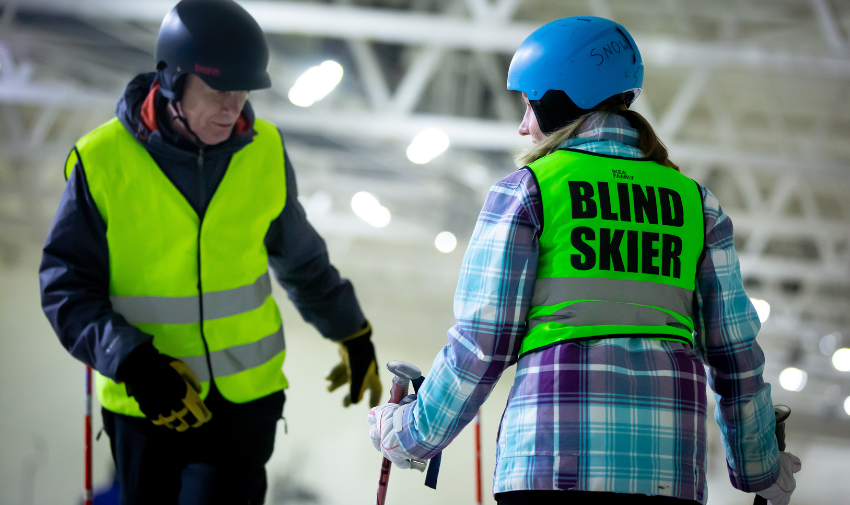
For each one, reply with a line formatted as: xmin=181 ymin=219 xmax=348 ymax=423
xmin=394 ymin=114 xmax=780 ymax=503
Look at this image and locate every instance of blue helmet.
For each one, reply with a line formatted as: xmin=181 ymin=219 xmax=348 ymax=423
xmin=507 ymin=16 xmax=643 ymax=133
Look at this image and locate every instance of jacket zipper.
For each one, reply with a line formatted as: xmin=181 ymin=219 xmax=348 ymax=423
xmin=196 ymin=147 xmax=215 ymax=387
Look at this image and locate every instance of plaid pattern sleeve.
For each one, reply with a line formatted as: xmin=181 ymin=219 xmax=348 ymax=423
xmin=396 ymin=168 xmax=541 ymax=460
xmin=692 ymin=186 xmax=780 ymax=492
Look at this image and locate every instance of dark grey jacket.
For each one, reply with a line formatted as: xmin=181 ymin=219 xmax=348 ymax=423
xmin=39 ymin=73 xmax=365 ymax=380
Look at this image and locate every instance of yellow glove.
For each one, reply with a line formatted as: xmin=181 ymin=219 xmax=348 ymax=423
xmin=121 ymin=345 xmax=213 ymax=433
xmin=325 ymin=323 xmax=382 ymax=408
xmin=150 ymin=361 xmax=213 ymax=432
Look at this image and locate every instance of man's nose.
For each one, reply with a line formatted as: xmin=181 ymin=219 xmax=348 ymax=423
xmin=221 ymin=93 xmax=241 ymax=114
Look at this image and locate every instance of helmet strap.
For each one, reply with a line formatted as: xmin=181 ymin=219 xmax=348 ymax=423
xmin=169 ymin=99 xmax=206 ymax=148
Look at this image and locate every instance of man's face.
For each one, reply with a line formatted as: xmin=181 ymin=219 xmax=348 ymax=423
xmin=177 ymin=74 xmax=249 ymax=146
xmin=518 ymin=92 xmax=546 ymax=143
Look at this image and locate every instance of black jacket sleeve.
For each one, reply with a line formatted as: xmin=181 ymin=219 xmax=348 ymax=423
xmin=39 ymin=159 xmax=153 ymax=380
xmin=265 ymin=137 xmax=367 ymax=341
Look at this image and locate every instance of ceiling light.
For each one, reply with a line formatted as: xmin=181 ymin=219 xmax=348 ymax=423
xmin=299 ymin=190 xmax=332 ymax=219
xmin=820 ymin=333 xmax=839 ymax=356
xmin=832 ymin=348 xmax=850 ymax=372
xmin=288 ymin=60 xmax=344 ymax=107
xmin=845 ymin=396 xmax=850 ymax=416
xmin=367 ymin=206 xmax=391 ymax=228
xmin=749 ymin=298 xmax=770 ymax=323
xmin=778 ymin=367 xmax=807 ymax=392
xmin=406 ymin=128 xmax=450 ymax=164
xmin=824 ymin=385 xmax=842 ymax=406
xmin=350 ymin=191 xmax=391 ymax=228
xmin=435 ymin=231 xmax=457 ymax=253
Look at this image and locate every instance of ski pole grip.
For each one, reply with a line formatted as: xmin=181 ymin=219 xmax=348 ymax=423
xmin=377 ymin=361 xmax=423 ymax=505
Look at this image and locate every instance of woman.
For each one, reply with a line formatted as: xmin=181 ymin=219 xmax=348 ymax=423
xmin=368 ymin=17 xmax=800 ymax=505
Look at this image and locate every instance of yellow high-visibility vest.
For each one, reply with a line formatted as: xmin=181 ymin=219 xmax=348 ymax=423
xmin=66 ymin=117 xmax=288 ymax=416
xmin=522 ymin=149 xmax=704 ymax=356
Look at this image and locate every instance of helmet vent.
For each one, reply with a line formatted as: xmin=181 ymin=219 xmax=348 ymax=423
xmin=577 ymin=18 xmax=591 ymax=22
xmin=614 ymin=27 xmax=637 ymax=64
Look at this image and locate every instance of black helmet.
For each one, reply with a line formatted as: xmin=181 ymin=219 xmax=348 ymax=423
xmin=155 ymin=0 xmax=271 ymax=101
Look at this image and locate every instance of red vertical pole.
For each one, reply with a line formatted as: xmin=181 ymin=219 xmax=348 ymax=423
xmin=474 ymin=409 xmax=482 ymax=505
xmin=84 ymin=365 xmax=93 ymax=505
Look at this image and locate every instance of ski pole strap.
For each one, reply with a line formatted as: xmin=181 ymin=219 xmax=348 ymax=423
xmin=411 ymin=376 xmax=425 ymax=391
xmin=410 ymin=375 xmax=442 ymax=490
xmin=425 ymin=453 xmax=441 ymax=489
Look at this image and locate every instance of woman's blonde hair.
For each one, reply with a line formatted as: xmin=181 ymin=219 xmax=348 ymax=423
xmin=515 ymin=97 xmax=680 ymax=171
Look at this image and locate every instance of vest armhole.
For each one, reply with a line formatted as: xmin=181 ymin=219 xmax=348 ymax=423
xmin=522 ymin=165 xmax=544 ymax=236
xmin=267 ymin=121 xmax=288 ymax=213
xmin=694 ymin=179 xmax=708 ymax=281
xmin=64 ymin=147 xmax=81 ymax=182
xmin=276 ymin=126 xmax=287 ymax=184
xmin=691 ymin=180 xmax=708 ymax=343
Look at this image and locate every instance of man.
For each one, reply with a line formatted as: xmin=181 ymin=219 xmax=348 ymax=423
xmin=39 ymin=1 xmax=381 ymax=503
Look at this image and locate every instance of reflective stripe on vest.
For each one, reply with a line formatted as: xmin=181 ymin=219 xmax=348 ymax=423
xmin=528 ymin=277 xmax=694 ymax=331
xmin=109 ymin=272 xmax=272 ymax=324
xmin=181 ymin=326 xmax=285 ymax=382
xmin=521 ymin=149 xmax=704 ymax=356
xmin=69 ymin=117 xmax=288 ymax=415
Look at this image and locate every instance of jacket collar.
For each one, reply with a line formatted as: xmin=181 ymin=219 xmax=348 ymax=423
xmin=116 ymin=72 xmax=257 ymax=161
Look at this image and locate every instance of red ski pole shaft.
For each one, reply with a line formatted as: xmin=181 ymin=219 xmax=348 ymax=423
xmin=376 ymin=375 xmax=409 ymax=505
xmin=84 ymin=365 xmax=93 ymax=505
xmin=474 ymin=409 xmax=482 ymax=505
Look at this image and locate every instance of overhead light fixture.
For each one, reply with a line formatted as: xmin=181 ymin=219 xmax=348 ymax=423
xmin=819 ymin=333 xmax=840 ymax=356
xmin=434 ymin=231 xmax=457 ymax=253
xmin=845 ymin=396 xmax=850 ymax=416
xmin=749 ymin=298 xmax=770 ymax=323
xmin=824 ymin=384 xmax=842 ymax=406
xmin=288 ymin=60 xmax=344 ymax=107
xmin=832 ymin=348 xmax=850 ymax=372
xmin=778 ymin=367 xmax=807 ymax=392
xmin=350 ymin=191 xmax=390 ymax=228
xmin=406 ymin=128 xmax=450 ymax=164
xmin=299 ymin=190 xmax=332 ymax=219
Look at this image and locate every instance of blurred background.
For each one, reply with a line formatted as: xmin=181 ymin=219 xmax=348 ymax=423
xmin=0 ymin=0 xmax=849 ymax=503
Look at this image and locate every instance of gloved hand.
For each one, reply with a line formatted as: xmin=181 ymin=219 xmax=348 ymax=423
xmin=118 ymin=344 xmax=212 ymax=432
xmin=756 ymin=452 xmax=802 ymax=505
xmin=367 ymin=403 xmax=423 ymax=471
xmin=325 ymin=322 xmax=382 ymax=407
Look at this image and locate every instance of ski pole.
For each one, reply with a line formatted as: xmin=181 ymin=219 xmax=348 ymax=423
xmin=474 ymin=409 xmax=482 ymax=505
xmin=753 ymin=405 xmax=791 ymax=505
xmin=84 ymin=365 xmax=93 ymax=505
xmin=376 ymin=361 xmax=422 ymax=505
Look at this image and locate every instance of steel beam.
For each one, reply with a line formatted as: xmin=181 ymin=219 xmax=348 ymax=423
xmin=0 ymin=81 xmax=115 ymax=106
xmin=11 ymin=0 xmax=850 ymax=77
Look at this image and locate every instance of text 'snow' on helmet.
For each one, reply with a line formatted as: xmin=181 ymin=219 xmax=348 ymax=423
xmin=507 ymin=17 xmax=644 ymax=134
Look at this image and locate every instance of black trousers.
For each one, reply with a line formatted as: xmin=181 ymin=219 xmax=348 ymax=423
xmin=102 ymin=385 xmax=285 ymax=505
xmin=496 ymin=490 xmax=701 ymax=504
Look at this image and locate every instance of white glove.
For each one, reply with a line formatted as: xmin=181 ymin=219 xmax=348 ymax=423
xmin=755 ymin=452 xmax=802 ymax=505
xmin=367 ymin=403 xmax=422 ymax=471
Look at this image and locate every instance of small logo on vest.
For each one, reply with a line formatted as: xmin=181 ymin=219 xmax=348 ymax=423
xmin=194 ymin=63 xmax=221 ymax=77
xmin=612 ymin=169 xmax=634 ymax=180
